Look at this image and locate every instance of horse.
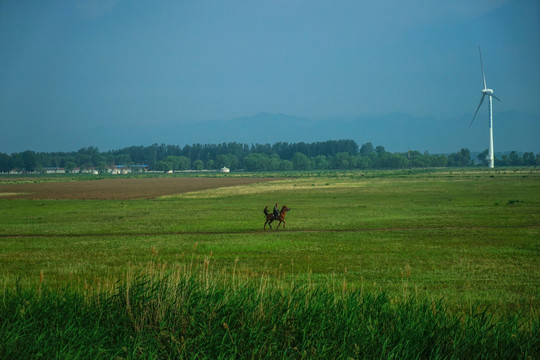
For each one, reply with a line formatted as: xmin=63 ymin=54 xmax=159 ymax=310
xmin=263 ymin=205 xmax=290 ymax=230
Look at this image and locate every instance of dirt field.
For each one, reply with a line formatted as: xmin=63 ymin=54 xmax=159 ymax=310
xmin=0 ymin=177 xmax=278 ymax=200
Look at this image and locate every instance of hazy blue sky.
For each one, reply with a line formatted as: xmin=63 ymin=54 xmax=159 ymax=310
xmin=1 ymin=0 xmax=539 ymax=153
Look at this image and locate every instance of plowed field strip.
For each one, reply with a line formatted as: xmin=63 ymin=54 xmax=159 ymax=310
xmin=1 ymin=224 xmax=537 ymax=238
xmin=0 ymin=177 xmax=281 ymax=200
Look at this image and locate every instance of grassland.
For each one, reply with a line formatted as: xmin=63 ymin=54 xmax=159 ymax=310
xmin=1 ymin=169 xmax=539 ymax=358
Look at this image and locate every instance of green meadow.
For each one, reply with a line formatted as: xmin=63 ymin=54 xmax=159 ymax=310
xmin=1 ymin=169 xmax=539 ymax=358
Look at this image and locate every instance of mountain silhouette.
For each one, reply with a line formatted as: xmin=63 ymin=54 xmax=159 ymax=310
xmin=2 ymin=111 xmax=538 ymax=154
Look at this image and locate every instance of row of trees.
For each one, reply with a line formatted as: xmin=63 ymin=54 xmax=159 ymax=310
xmin=1 ymin=140 xmax=538 ymax=173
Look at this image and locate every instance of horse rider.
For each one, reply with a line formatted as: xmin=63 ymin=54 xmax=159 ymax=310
xmin=273 ymin=203 xmax=280 ymax=219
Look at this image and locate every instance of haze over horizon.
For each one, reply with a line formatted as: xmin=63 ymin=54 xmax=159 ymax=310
xmin=1 ymin=1 xmax=539 ymax=154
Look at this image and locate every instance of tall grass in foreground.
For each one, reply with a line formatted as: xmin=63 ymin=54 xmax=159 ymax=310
xmin=1 ymin=261 xmax=538 ymax=359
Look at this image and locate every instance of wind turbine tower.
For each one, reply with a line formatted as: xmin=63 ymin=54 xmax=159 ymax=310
xmin=469 ymin=46 xmax=500 ymax=168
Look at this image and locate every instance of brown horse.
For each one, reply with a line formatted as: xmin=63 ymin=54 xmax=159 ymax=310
xmin=263 ymin=205 xmax=290 ymax=230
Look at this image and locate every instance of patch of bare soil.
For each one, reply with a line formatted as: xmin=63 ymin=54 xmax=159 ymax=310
xmin=0 ymin=177 xmax=279 ymax=200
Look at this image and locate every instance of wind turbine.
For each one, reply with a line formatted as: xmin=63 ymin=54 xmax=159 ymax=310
xmin=469 ymin=46 xmax=501 ymax=168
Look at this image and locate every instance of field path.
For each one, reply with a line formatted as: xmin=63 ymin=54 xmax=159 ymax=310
xmin=0 ymin=177 xmax=281 ymax=200
xmin=1 ymin=224 xmax=537 ymax=238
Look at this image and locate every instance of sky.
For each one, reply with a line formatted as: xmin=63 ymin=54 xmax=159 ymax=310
xmin=1 ymin=0 xmax=539 ymax=153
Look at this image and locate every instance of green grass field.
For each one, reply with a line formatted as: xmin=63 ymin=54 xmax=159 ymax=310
xmin=1 ymin=169 xmax=539 ymax=358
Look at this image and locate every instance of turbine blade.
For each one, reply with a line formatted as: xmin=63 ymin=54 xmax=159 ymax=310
xmin=469 ymin=94 xmax=485 ymax=128
xmin=479 ymin=46 xmax=487 ymax=89
xmin=490 ymin=93 xmax=501 ymax=102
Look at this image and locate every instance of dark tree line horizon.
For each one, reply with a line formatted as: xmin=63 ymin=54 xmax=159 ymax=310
xmin=1 ymin=140 xmax=538 ymax=173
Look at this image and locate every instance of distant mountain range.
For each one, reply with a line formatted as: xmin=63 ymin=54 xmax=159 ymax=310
xmin=168 ymin=111 xmax=540 ymax=154
xmin=2 ymin=111 xmax=539 ymax=154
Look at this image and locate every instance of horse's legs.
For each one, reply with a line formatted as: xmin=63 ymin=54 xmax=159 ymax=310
xmin=276 ymin=220 xmax=284 ymax=230
xmin=264 ymin=218 xmax=273 ymax=230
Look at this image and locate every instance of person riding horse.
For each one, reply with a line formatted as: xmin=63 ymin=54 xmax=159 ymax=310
xmin=264 ymin=204 xmax=291 ymax=230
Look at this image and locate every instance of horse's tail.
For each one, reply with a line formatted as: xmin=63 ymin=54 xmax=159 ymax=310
xmin=263 ymin=206 xmax=269 ymax=216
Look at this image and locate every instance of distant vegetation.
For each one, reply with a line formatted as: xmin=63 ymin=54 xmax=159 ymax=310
xmin=1 ymin=140 xmax=538 ymax=173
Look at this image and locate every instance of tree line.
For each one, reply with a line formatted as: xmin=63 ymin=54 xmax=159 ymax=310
xmin=0 ymin=140 xmax=538 ymax=173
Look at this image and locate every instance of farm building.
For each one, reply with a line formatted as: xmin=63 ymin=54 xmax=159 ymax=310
xmin=110 ymin=165 xmax=148 ymax=174
xmin=43 ymin=167 xmax=65 ymax=174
